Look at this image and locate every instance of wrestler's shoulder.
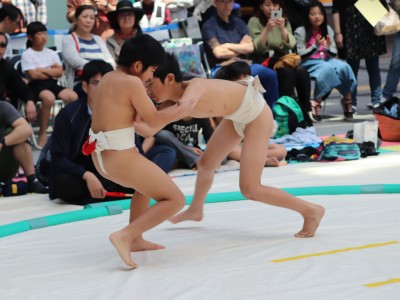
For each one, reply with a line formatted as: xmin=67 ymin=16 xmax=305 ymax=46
xmin=105 ymin=71 xmax=142 ymax=85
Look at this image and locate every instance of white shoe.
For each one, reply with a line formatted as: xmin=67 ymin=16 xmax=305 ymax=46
xmin=352 ymin=106 xmax=357 ymax=115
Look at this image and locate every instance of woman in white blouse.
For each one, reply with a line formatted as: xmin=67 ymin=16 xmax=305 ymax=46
xmin=62 ymin=4 xmax=116 ymax=89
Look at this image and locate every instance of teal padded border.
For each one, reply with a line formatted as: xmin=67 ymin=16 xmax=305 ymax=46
xmin=1 ymin=184 xmax=400 ymax=238
xmin=0 ymin=205 xmax=122 ymax=238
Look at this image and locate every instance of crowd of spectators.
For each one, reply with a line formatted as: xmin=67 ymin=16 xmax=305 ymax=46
xmin=0 ymin=0 xmax=396 ymax=202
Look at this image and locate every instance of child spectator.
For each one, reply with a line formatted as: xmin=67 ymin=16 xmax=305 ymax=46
xmin=21 ymin=21 xmax=78 ymax=147
xmin=294 ymin=1 xmax=356 ymax=122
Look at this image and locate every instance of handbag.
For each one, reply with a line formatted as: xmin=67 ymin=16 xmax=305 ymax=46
xmin=273 ymin=53 xmax=301 ymax=70
xmin=374 ymin=6 xmax=400 ymax=36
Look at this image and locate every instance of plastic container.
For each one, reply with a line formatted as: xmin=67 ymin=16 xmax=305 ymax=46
xmin=374 ymin=113 xmax=400 ymax=141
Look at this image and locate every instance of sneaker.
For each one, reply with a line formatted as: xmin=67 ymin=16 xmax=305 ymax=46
xmin=367 ymin=102 xmax=381 ymax=110
xmin=28 ymin=179 xmax=49 ymax=194
xmin=341 ymin=98 xmax=353 ymax=120
xmin=352 ymin=105 xmax=357 ymax=116
xmin=310 ymin=100 xmax=322 ymax=122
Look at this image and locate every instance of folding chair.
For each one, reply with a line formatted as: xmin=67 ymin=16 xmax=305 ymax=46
xmin=197 ymin=41 xmax=211 ymax=78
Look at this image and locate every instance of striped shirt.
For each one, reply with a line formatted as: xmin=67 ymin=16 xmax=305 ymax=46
xmin=78 ymin=37 xmax=104 ymax=62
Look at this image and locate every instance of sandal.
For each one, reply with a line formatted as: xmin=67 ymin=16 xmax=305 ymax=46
xmin=309 ymin=100 xmax=322 ymax=122
xmin=341 ymin=98 xmax=353 ymax=120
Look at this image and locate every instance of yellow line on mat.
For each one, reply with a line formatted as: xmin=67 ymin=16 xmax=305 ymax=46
xmin=271 ymin=240 xmax=398 ymax=263
xmin=364 ymin=278 xmax=400 ymax=288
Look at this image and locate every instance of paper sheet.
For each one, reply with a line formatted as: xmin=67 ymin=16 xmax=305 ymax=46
xmin=355 ymin=0 xmax=388 ymax=26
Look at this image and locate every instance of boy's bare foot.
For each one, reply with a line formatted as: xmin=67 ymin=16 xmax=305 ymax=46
xmin=110 ymin=231 xmax=138 ymax=268
xmin=130 ymin=237 xmax=165 ymax=252
xmin=279 ymin=160 xmax=288 ymax=166
xmin=265 ymin=157 xmax=280 ymax=167
xmin=295 ymin=204 xmax=325 ymax=238
xmin=169 ymin=208 xmax=203 ymax=224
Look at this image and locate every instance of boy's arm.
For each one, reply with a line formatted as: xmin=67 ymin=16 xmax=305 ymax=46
xmin=133 ymin=120 xmax=157 ymax=138
xmin=130 ymin=79 xmax=189 ymax=133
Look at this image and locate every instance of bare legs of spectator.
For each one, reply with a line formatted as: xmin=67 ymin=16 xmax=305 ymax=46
xmin=37 ymin=89 xmax=77 ymax=147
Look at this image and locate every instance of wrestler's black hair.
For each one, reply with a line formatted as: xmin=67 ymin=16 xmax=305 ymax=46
xmin=81 ymin=60 xmax=114 ymax=83
xmin=118 ymin=34 xmax=165 ymax=71
xmin=0 ymin=4 xmax=22 ymax=23
xmin=26 ymin=21 xmax=47 ymax=48
xmin=153 ymin=52 xmax=183 ymax=83
xmin=215 ymin=61 xmax=251 ymax=81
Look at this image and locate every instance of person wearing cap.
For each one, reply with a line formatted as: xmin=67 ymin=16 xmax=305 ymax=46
xmin=106 ymin=0 xmax=144 ymax=62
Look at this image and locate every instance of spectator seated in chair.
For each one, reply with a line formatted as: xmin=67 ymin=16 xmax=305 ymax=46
xmin=0 ymin=31 xmax=37 ymax=132
xmin=0 ymin=101 xmax=48 ymax=194
xmin=21 ymin=21 xmax=78 ymax=148
xmin=201 ymin=0 xmax=279 ymax=108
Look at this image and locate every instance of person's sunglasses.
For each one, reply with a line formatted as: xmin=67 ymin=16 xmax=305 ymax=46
xmin=0 ymin=42 xmax=7 ymax=48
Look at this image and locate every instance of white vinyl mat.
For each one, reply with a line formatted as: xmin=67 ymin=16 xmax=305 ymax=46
xmin=1 ymin=152 xmax=400 ymax=300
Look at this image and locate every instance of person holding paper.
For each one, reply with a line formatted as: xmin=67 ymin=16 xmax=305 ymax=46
xmin=332 ymin=0 xmax=387 ymax=113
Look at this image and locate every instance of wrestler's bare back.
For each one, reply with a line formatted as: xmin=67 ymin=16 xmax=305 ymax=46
xmin=179 ymin=78 xmax=248 ymax=118
xmin=91 ymin=70 xmax=151 ymax=133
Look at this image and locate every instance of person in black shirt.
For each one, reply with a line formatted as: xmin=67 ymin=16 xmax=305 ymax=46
xmin=155 ymin=116 xmax=214 ymax=169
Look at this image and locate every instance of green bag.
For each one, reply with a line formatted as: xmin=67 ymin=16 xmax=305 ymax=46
xmin=272 ymin=96 xmax=312 ymax=138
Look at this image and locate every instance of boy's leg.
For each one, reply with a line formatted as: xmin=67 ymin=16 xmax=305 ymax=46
xmin=58 ymin=88 xmax=78 ymax=104
xmin=129 ymin=191 xmax=166 ymax=251
xmin=239 ymin=108 xmax=324 ymax=237
xmin=37 ymin=90 xmax=55 ymax=147
xmin=95 ymin=149 xmax=185 ymax=267
xmin=170 ymin=120 xmax=242 ymax=223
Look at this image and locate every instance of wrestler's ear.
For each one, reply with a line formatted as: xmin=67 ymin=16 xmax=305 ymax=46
xmin=165 ymin=73 xmax=175 ymax=85
xmin=131 ymin=61 xmax=143 ymax=75
xmin=82 ymin=81 xmax=89 ymax=94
